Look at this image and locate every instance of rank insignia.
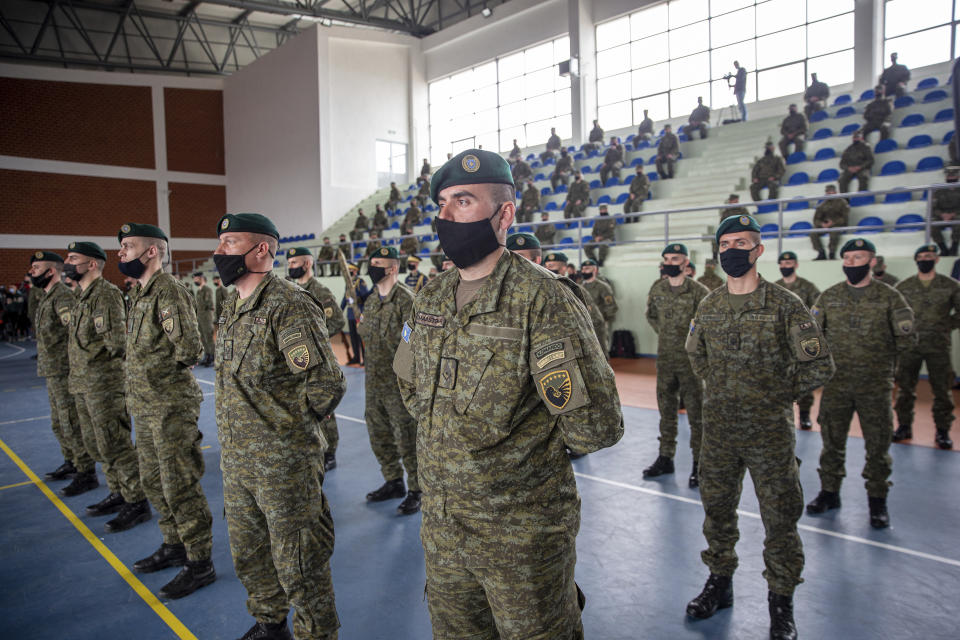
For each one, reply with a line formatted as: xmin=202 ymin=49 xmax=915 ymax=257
xmin=739 ymin=216 xmax=749 ymax=225
xmin=288 ymin=344 xmax=310 ymax=370
xmin=539 ymin=369 xmax=572 ymax=410
xmin=462 ymin=154 xmax=480 ymax=173
xmin=800 ymin=337 xmax=821 ymax=358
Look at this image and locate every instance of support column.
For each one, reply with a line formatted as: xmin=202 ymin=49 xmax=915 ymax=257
xmin=853 ymin=0 xmax=885 ymax=94
xmin=568 ymin=0 xmax=596 ymax=145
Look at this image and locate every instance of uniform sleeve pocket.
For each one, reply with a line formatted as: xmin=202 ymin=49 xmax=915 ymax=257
xmin=529 ymin=336 xmax=590 ymax=416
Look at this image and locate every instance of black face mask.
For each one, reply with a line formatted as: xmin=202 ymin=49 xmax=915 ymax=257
xmin=118 ymin=249 xmax=149 ymax=279
xmin=917 ymin=260 xmax=936 ymax=274
xmin=63 ymin=263 xmax=86 ymax=282
xmin=764 ymin=148 xmax=773 ymax=156
xmin=213 ymin=244 xmax=271 ymax=287
xmin=30 ymin=269 xmax=53 ymax=289
xmin=368 ymin=265 xmax=388 ymax=284
xmin=436 ymin=204 xmax=504 ymax=270
xmin=287 ymin=266 xmax=306 ymax=280
xmin=779 ymin=267 xmax=795 ymax=278
xmin=873 ymin=269 xmax=885 ymax=276
xmin=843 ymin=264 xmax=871 ymax=285
xmin=719 ymin=246 xmax=757 ymax=278
xmin=662 ymin=264 xmax=682 ymax=277
xmin=548 ymin=268 xmax=563 ymax=276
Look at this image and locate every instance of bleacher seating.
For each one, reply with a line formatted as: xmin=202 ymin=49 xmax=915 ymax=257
xmin=812 ymin=128 xmax=833 ymax=140
xmin=833 ymin=95 xmax=852 ymax=106
xmin=924 ymin=90 xmax=948 ymax=103
xmin=916 ymin=78 xmax=939 ymax=90
xmin=859 ymin=89 xmax=874 ymax=102
xmin=814 ymin=148 xmax=836 ymax=160
xmin=901 ymin=114 xmax=925 ymax=127
xmin=935 ymin=108 xmax=954 ymax=122
xmin=875 ymin=139 xmax=898 ymax=153
xmin=880 ymin=160 xmax=906 ymax=176
xmin=917 ymin=156 xmax=945 ymax=172
xmin=906 ymin=135 xmax=932 ymax=149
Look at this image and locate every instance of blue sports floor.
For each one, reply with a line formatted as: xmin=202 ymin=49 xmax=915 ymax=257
xmin=0 ymin=340 xmax=958 ymax=639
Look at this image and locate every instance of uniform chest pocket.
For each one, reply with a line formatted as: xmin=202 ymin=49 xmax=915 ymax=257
xmin=232 ymin=325 xmax=263 ymax=381
xmin=739 ymin=316 xmax=781 ymax=367
xmin=452 ymin=335 xmax=526 ymax=447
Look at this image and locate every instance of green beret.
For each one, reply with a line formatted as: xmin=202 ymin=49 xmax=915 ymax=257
xmin=118 ymin=222 xmax=167 ymax=243
xmin=839 ymin=237 xmax=877 ymax=256
xmin=286 ymin=247 xmax=314 ymax=259
xmin=371 ymin=246 xmax=399 ymax=260
xmin=915 ymin=243 xmax=939 ymax=258
xmin=543 ymin=251 xmax=568 ymax=264
xmin=715 ymin=214 xmax=761 ymax=242
xmin=217 ymin=213 xmax=279 ymax=239
xmin=778 ymin=251 xmax=798 ymax=262
xmin=66 ymin=241 xmax=106 ymax=261
xmin=30 ymin=250 xmax=63 ymax=264
xmin=506 ymin=232 xmax=540 ymax=251
xmin=192 ymin=271 xmax=204 ymax=278
xmin=662 ymin=243 xmax=688 ymax=257
xmin=430 ymin=149 xmax=515 ymax=205
xmin=581 ymin=259 xmax=598 ymax=267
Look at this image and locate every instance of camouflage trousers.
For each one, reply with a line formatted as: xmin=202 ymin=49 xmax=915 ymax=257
xmin=810 ymin=229 xmax=842 ymax=255
xmin=817 ymin=381 xmax=893 ymax=498
xmin=199 ymin=315 xmax=215 ymax=359
xmin=563 ymin=203 xmax=586 ymax=219
xmin=583 ymin=242 xmax=609 ymax=265
xmin=364 ymin=378 xmax=418 ymax=491
xmin=223 ymin=463 xmax=339 ymax=640
xmin=624 ymin=194 xmax=645 ymax=214
xmin=655 ymin=358 xmax=703 ymax=460
xmin=931 ymin=218 xmax=960 ymax=248
xmin=838 ymin=169 xmax=869 ymax=193
xmin=895 ymin=347 xmax=955 ymax=432
xmin=797 ymin=392 xmax=814 ymax=415
xmin=132 ymin=402 xmax=213 ymax=561
xmin=699 ymin=426 xmax=804 ymax=596
xmin=425 ymin=548 xmax=584 ymax=640
xmin=320 ymin=415 xmax=339 ymax=455
xmin=44 ymin=374 xmax=94 ymax=472
xmin=74 ymin=391 xmax=145 ymax=503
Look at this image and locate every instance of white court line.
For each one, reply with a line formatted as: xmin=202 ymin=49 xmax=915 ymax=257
xmin=0 ymin=343 xmax=25 ymax=360
xmin=334 ymin=414 xmax=366 ymax=425
xmin=195 ymin=378 xmax=214 ymax=386
xmin=0 ymin=415 xmax=49 ymax=426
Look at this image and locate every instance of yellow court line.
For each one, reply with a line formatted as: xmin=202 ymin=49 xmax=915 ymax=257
xmin=0 ymin=436 xmax=198 ymax=640
xmin=0 ymin=480 xmax=34 ymax=491
xmin=201 ymin=445 xmax=211 ymax=450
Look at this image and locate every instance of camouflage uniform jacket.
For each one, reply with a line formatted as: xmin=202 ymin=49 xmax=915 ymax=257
xmin=567 ymin=180 xmax=590 ymax=205
xmin=215 ymin=285 xmax=227 ymax=318
xmin=877 ymin=272 xmax=899 ymax=287
xmin=338 ymin=240 xmax=352 ymax=259
xmin=521 ymin=187 xmax=540 ymax=211
xmin=317 ymin=244 xmax=336 ymax=263
xmin=752 ymin=154 xmax=786 ymax=181
xmin=698 ymin=271 xmax=724 ymax=291
xmin=932 ymin=185 xmax=960 ymax=220
xmin=575 ymin=281 xmax=608 ymax=347
xmin=603 ymin=145 xmax=623 ymax=166
xmin=592 ymin=217 xmax=616 ymax=241
xmin=658 ymin=133 xmax=679 ymax=157
xmin=126 ymin=271 xmax=202 ymax=407
xmin=28 ymin=285 xmax=43 ymax=327
xmin=372 ymin=210 xmax=389 ymax=229
xmin=35 ymin=282 xmax=76 ymax=378
xmin=583 ymin=278 xmax=618 ymax=324
xmin=301 ymin=277 xmax=345 ymax=337
xmin=512 ymin=161 xmax=533 ymax=181
xmin=895 ymin=274 xmax=960 ymax=351
xmin=813 ymin=198 xmax=849 ymax=227
xmin=404 ymin=206 xmax=422 ymax=229
xmin=863 ymin=98 xmax=891 ymax=124
xmin=195 ymin=285 xmax=215 ymax=320
xmin=780 ymin=113 xmax=807 ymax=136
xmin=400 ymin=235 xmax=420 ymax=257
xmin=647 ymin=277 xmax=709 ymax=361
xmin=720 ymin=205 xmax=750 ymax=223
xmin=629 ymin=173 xmax=650 ymax=198
xmin=811 ymin=279 xmax=915 ymax=381
xmin=840 ymin=142 xmax=874 ymax=171
xmin=215 ymin=273 xmax=345 ymax=475
xmin=388 ymin=186 xmax=401 ymax=204
xmin=775 ymin=276 xmax=820 ymax=308
xmin=67 ymin=277 xmax=127 ymax=395
xmin=393 ymin=251 xmax=623 ymax=566
xmin=690 ymin=105 xmax=710 ymax=124
xmin=357 ymin=282 xmax=414 ymax=380
xmin=555 ymin=154 xmax=573 ymax=174
xmin=535 ymin=222 xmax=556 ymax=246
xmin=354 ymin=214 xmax=369 ymax=231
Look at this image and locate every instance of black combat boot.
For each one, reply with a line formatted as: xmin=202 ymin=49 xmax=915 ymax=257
xmin=158 ymin=558 xmax=216 ymax=599
xmin=397 ymin=490 xmax=422 ymax=515
xmin=814 ymin=250 xmax=827 ymax=261
xmin=868 ymin=496 xmax=890 ymax=529
xmin=86 ymin=491 xmax=125 ymax=516
xmin=768 ymin=591 xmax=798 ymax=640
xmin=567 ymin=448 xmax=585 ymax=459
xmin=45 ymin=460 xmax=76 ymax=480
xmin=60 ymin=471 xmax=99 ymax=497
xmin=892 ymin=424 xmax=912 ymax=441
xmin=105 ymin=499 xmax=151 ymax=532
xmin=133 ymin=543 xmax=187 ymax=573
xmin=935 ymin=430 xmax=953 ymax=450
xmin=642 ymin=455 xmax=674 ymax=478
xmin=937 ymin=241 xmax=949 ymax=256
xmin=686 ymin=573 xmax=733 ymax=619
xmin=366 ymin=478 xmax=405 ymax=502
xmin=806 ymin=490 xmax=840 ymax=514
xmin=688 ymin=461 xmax=699 ymax=489
xmin=237 ymin=620 xmax=293 ymax=640
xmin=798 ymin=411 xmax=812 ymax=430
xmin=828 ymin=250 xmax=836 ymax=260
xmin=323 ymin=452 xmax=337 ymax=471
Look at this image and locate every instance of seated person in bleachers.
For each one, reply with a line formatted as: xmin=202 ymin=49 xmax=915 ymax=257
xmin=932 ymin=165 xmax=960 ymax=256
xmin=512 ymin=157 xmax=533 ymax=191
xmin=584 ymin=119 xmax=604 ymax=153
xmin=363 ymin=231 xmax=383 ymax=269
xmin=779 ymin=104 xmax=807 ymax=158
xmin=509 ymin=139 xmax=522 ymax=163
xmin=600 ymin=136 xmax=624 ymax=184
xmin=371 ymin=204 xmax=389 ymax=234
xmin=350 ymin=207 xmax=369 ymax=241
xmin=540 ymin=127 xmax=563 ymax=163
xmin=656 ymin=124 xmax=680 ymax=179
xmin=416 ymin=177 xmax=430 ymax=207
xmin=804 ymin=72 xmax=829 ymax=119
xmin=625 ymin=164 xmax=650 ymax=219
xmin=317 ymin=236 xmax=336 ymax=277
xmin=564 ymin=171 xmax=591 ymax=219
xmin=861 ymin=85 xmax=892 ymax=141
xmin=879 ymin=52 xmax=910 ymax=99
xmin=534 ymin=212 xmax=556 ymax=246
xmin=386 ymin=181 xmax=401 ymax=210
xmin=584 ymin=204 xmax=616 ymax=266
xmin=637 ymin=109 xmax=655 ymax=141
xmin=551 ymin=148 xmax=574 ymax=190
xmin=712 ymin=194 xmax=749 ymax=260
xmin=684 ymin=97 xmax=710 ymax=140
xmin=698 ymin=258 xmax=724 ymax=290
xmin=519 ymin=180 xmax=540 ymax=223
xmin=750 ymin=140 xmax=786 ymax=201
xmin=417 ymin=158 xmax=431 ymax=185
xmin=838 ymin=130 xmax=874 ymax=192
xmin=337 ymin=233 xmax=351 ymax=267
xmin=811 ymin=183 xmax=849 ymax=260
xmin=402 ymin=201 xmax=422 ymax=230
xmin=399 ymin=232 xmax=419 ymax=262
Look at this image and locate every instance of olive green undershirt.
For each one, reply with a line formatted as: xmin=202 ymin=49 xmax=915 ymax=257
xmin=456 ymin=274 xmax=489 ymax=313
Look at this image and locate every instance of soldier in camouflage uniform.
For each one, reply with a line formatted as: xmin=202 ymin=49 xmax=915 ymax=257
xmin=811 ymin=184 xmax=849 ymax=260
xmin=712 ymin=194 xmax=749 ymax=260
xmin=519 ymin=180 xmax=540 ymax=223
xmin=400 ymin=231 xmax=420 ymax=261
xmin=386 ymin=181 xmax=401 ymax=211
xmin=535 ymin=212 xmax=556 ymax=247
xmin=685 ymin=214 xmax=834 ymax=640
xmin=317 ymin=237 xmax=336 ymax=277
xmin=28 ymin=251 xmax=91 ymax=482
xmin=214 ymin=213 xmax=345 ymax=640
xmin=861 ymin=85 xmax=892 ymax=141
xmin=350 ymin=208 xmax=369 ymax=241
xmin=656 ymin=124 xmax=679 ymax=179
xmin=356 ymin=246 xmax=420 ymax=514
xmin=775 ymin=251 xmax=821 ymax=430
xmin=394 ymin=150 xmax=623 ymax=639
xmin=403 ymin=201 xmax=423 ymax=230
xmin=750 ymin=141 xmax=786 ymax=201
xmin=512 ymin=158 xmax=533 ymax=191
xmin=644 ymin=243 xmax=709 ymax=488
xmin=778 ymin=104 xmax=807 ymax=159
xmin=543 ymin=252 xmax=608 ymax=353
xmin=192 ymin=272 xmax=216 ymax=366
xmin=117 ymin=223 xmax=216 ymax=599
xmin=599 ymin=136 xmax=624 ymax=185
xmin=62 ymin=241 xmax=151 ymax=532
xmin=698 ymin=258 xmax=724 ymax=291
xmin=287 ymin=247 xmax=346 ymax=472
xmin=838 ymin=131 xmax=873 ymax=193
xmin=893 ymin=244 xmax=960 ymax=449
xmin=564 ymin=172 xmax=591 ymax=219
xmin=584 ymin=204 xmax=616 ymax=265
xmin=363 ymin=232 xmax=383 ymax=270
xmin=581 ymin=258 xmax=617 ymax=353
xmin=931 ymin=166 xmax=960 ymax=256
xmin=872 ymin=255 xmax=899 ymax=287
xmin=550 ymin=148 xmax=573 ymax=191
xmin=404 ymin=255 xmax=429 ymax=293
xmin=213 ymin=275 xmax=227 ymax=318
xmin=371 ymin=205 xmax=389 ymax=235
xmin=624 ymin=165 xmax=650 ymax=217
xmin=807 ymin=238 xmax=915 ymax=530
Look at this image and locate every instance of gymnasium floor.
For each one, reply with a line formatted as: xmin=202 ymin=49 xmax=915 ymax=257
xmin=0 ymin=341 xmax=957 ymax=640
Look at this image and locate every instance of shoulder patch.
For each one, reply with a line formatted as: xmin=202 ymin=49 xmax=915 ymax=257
xmin=279 ymin=326 xmax=304 ymax=347
xmin=538 ymin=369 xmax=572 ymax=410
xmin=286 ymin=344 xmax=310 ymax=370
xmin=401 ymin=321 xmax=412 ymax=343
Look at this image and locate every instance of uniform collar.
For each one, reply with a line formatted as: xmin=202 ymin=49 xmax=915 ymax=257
xmin=78 ymin=276 xmax=104 ymax=301
xmin=236 ymin=272 xmax=277 ymax=315
xmin=137 ymin=269 xmax=165 ymax=298
xmin=721 ymin=276 xmax=768 ymax=314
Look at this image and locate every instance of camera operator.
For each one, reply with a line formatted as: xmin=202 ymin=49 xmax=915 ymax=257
xmin=726 ymin=61 xmax=747 ymax=121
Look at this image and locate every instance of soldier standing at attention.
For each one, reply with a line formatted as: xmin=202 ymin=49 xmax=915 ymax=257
xmin=584 ymin=204 xmax=616 ymax=265
xmin=214 ymin=213 xmax=345 ymax=640
xmin=893 ymin=244 xmax=960 ymax=449
xmin=750 ymin=140 xmax=786 ymax=202
xmin=564 ymin=171 xmax=591 ymax=219
xmin=779 ymin=104 xmax=807 ymax=159
xmin=861 ymin=85 xmax=892 ymax=141
xmin=287 ymin=246 xmax=346 ymax=472
xmin=811 ymin=184 xmax=849 ymax=260
xmin=356 ymin=246 xmax=420 ymax=515
xmin=625 ymin=164 xmax=650 ymax=218
xmin=520 ymin=180 xmax=541 ymax=223
xmin=404 ymin=255 xmax=429 ymax=293
xmin=806 ymin=238 xmax=914 ymax=529
xmin=685 ymin=215 xmax=834 ymax=640
xmin=698 ymin=258 xmax=724 ymax=291
xmin=581 ymin=258 xmax=617 ymax=351
xmin=838 ymin=131 xmax=873 ymax=193
xmin=192 ymin=272 xmax=216 ymax=366
xmin=644 ymin=243 xmax=709 ymax=488
xmin=28 ymin=251 xmax=91 ymax=482
xmin=116 ymin=223 xmax=216 ymax=599
xmin=213 ymin=274 xmax=227 ymax=319
xmin=872 ymin=255 xmax=899 ymax=287
xmin=535 ymin=211 xmax=557 ymax=247
xmin=775 ymin=251 xmax=821 ymax=430
xmin=394 ymin=150 xmax=623 ymax=639
xmin=656 ymin=124 xmax=679 ymax=179
xmin=62 ymin=241 xmax=151 ymax=531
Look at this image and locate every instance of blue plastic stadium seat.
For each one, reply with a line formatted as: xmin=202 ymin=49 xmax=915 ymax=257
xmin=817 ymin=168 xmax=839 ymax=182
xmin=635 ymin=140 xmax=651 ymax=149
xmin=567 ymin=145 xmax=576 ymax=152
xmin=935 ymin=108 xmax=954 ymax=122
xmin=857 ymin=216 xmax=884 ymax=233
xmin=353 ymin=253 xmax=363 ymax=261
xmin=836 ymin=106 xmax=856 ymax=118
xmin=545 ymin=201 xmax=558 ymax=211
xmin=389 ymin=221 xmax=399 ymax=229
xmin=849 ymin=194 xmax=876 ymax=207
xmin=907 ymin=135 xmax=932 ymax=149
xmin=894 ymin=96 xmax=915 ymax=109
xmin=517 ymin=225 xmax=533 ymax=233
xmin=623 ymin=174 xmax=635 ymax=185
xmin=884 ymin=190 xmax=911 ymax=204
xmin=596 ymin=195 xmax=612 ymax=205
xmin=900 ymin=113 xmax=925 ymax=127
xmin=625 ymin=134 xmax=635 ymax=142
xmin=630 ymin=157 xmax=644 ymax=167
xmin=574 ymin=152 xmax=585 ymax=160
xmin=944 ymin=130 xmax=955 ymax=144
xmin=588 ymin=150 xmax=600 ymax=158
xmin=924 ymin=90 xmax=948 ymax=103
xmin=785 ymin=198 xmax=809 ymax=211
xmin=419 ymin=247 xmax=430 ymax=254
xmin=530 ymin=161 xmax=541 ymax=169
xmin=916 ymin=78 xmax=938 ymax=90
xmin=756 ymin=203 xmax=778 ymax=214
xmin=678 ymin=133 xmax=689 ymax=142
xmin=814 ymin=148 xmax=836 ymax=161
xmin=647 ymin=172 xmax=659 ymax=181
xmin=555 ymin=184 xmax=568 ymax=193
xmin=786 ymin=151 xmax=807 ymax=165
xmin=787 ymin=172 xmax=809 ymax=185
xmin=840 ymin=123 xmax=860 ymax=136
xmin=580 ymin=165 xmax=593 ymax=173
xmin=559 ymin=237 xmax=575 ymax=244
xmin=543 ymin=157 xmax=556 ymax=166
xmin=812 ymin=128 xmax=833 ymax=140
xmin=875 ymin=139 xmax=899 ymax=153
xmin=615 ymin=193 xmax=629 ymax=204
xmin=583 ymin=219 xmax=595 ymax=228
xmin=540 ymin=187 xmax=551 ymax=195
xmin=809 ymin=110 xmax=829 ymax=123
xmin=308 ymin=233 xmax=315 ymax=240
xmin=356 ymin=242 xmax=367 ymax=249
xmin=858 ymin=89 xmax=874 ymax=102
xmin=647 ymin=155 xmax=658 ymax=165
xmin=917 ymin=156 xmax=945 ymax=172
xmin=880 ymin=160 xmax=906 ymax=176
xmin=760 ymin=223 xmax=779 ymax=237
xmin=604 ymin=177 xmax=619 ymax=187
xmin=589 ymin=179 xmax=602 ymax=189
xmin=833 ymin=94 xmax=852 ymax=106
xmin=788 ymin=221 xmax=813 ymax=236
xmin=525 ymin=153 xmax=536 ymax=161
xmin=534 ymin=173 xmax=546 ymax=181
xmin=421 ymin=216 xmax=432 ymax=226
xmin=894 ymin=213 xmax=924 ymax=231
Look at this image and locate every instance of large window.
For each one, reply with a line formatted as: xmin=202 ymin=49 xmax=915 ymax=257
xmin=883 ymin=0 xmax=957 ymax=68
xmin=596 ymin=0 xmax=855 ymax=130
xmin=429 ymin=36 xmax=571 ymax=165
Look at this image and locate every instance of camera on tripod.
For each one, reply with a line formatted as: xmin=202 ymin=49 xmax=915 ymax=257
xmin=722 ymin=72 xmax=735 ymax=87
